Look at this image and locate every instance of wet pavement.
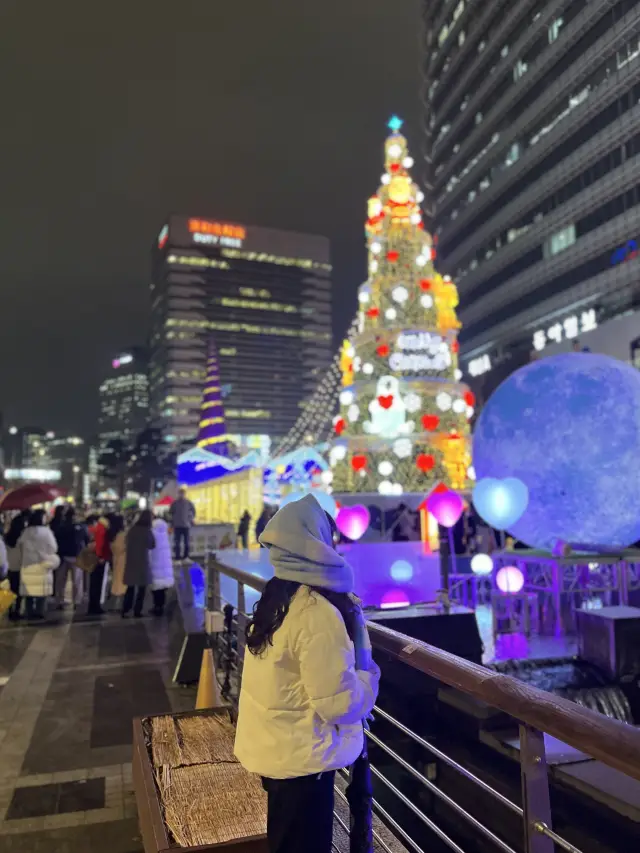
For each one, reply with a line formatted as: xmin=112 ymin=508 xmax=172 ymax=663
xmin=0 ymin=611 xmax=195 ymax=852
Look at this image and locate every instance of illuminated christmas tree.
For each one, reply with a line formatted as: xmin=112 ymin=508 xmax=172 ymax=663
xmin=196 ymin=339 xmax=230 ymax=455
xmin=330 ymin=118 xmax=473 ymax=496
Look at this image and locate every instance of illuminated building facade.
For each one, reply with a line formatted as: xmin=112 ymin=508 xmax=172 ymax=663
xmin=98 ymin=348 xmax=149 ymax=450
xmin=423 ymin=0 xmax=640 ymax=393
xmin=150 ymin=216 xmax=333 ymax=448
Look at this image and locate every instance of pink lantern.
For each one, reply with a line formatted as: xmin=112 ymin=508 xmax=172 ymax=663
xmin=380 ymin=589 xmax=411 ymax=610
xmin=336 ymin=504 xmax=371 ymax=541
xmin=427 ymin=489 xmax=464 ymax=528
xmin=496 ymin=566 xmax=525 ymax=594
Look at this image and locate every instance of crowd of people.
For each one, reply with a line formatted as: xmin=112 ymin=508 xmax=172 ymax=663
xmin=1 ymin=504 xmax=176 ymax=622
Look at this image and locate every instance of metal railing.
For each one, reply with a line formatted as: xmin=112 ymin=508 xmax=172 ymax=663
xmin=204 ymin=555 xmax=640 ymax=853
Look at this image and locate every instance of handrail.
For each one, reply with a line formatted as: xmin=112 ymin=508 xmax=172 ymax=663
xmin=209 ymin=557 xmax=640 ymax=782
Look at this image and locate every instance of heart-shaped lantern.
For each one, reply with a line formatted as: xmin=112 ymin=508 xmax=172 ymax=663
xmin=472 ymin=477 xmax=529 ymax=531
xmin=336 ymin=505 xmax=371 ymax=541
xmin=428 ymin=489 xmax=464 ymax=528
xmin=378 ymin=395 xmax=394 ymax=410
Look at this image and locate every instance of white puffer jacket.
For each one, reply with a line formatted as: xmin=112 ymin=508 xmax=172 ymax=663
xmin=149 ymin=519 xmax=174 ymax=591
xmin=235 ymin=586 xmax=380 ymax=779
xmin=19 ymin=526 xmax=60 ymax=597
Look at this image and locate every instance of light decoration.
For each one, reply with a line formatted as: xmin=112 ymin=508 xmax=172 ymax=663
xmin=452 ymin=398 xmax=467 ymax=414
xmin=471 ymin=553 xmax=494 ymax=575
xmin=340 ymin=390 xmax=354 ymax=406
xmin=281 ymin=118 xmax=473 ymax=496
xmin=496 ymin=566 xmax=525 ymax=594
xmin=378 ymin=460 xmax=394 ymax=476
xmin=436 ymin=392 xmax=453 ymax=411
xmin=380 ymin=589 xmax=411 ymax=610
xmin=335 ymin=504 xmax=370 ymax=540
xmin=390 ymin=560 xmax=414 ymax=581
xmin=472 ymin=477 xmax=530 ymax=531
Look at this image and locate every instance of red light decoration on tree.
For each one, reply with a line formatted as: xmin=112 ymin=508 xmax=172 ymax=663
xmin=387 ymin=250 xmax=399 ymax=262
xmin=376 ymin=344 xmax=390 ymax=357
xmin=366 ymin=307 xmax=380 ymax=318
xmin=420 ymin=279 xmax=432 ymax=291
xmin=416 ymin=454 xmax=435 ymax=472
xmin=422 ymin=414 xmax=440 ymax=431
xmin=464 ymin=391 xmax=476 ymax=407
xmin=351 ymin=454 xmax=367 ymax=472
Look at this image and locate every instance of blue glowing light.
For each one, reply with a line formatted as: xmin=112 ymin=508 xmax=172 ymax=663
xmin=390 ymin=560 xmax=414 ymax=582
xmin=473 ymin=353 xmax=640 ymax=551
xmin=388 ymin=115 xmax=404 ymax=133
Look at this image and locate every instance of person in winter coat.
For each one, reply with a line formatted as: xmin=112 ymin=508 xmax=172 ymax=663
xmin=19 ymin=509 xmax=60 ymax=620
xmin=122 ymin=510 xmax=155 ymax=618
xmin=235 ymin=495 xmax=380 ymax=853
xmin=149 ymin=517 xmax=174 ymax=616
xmin=237 ymin=510 xmax=251 ymax=549
xmin=255 ymin=506 xmax=271 ymax=545
xmin=51 ymin=507 xmax=88 ymax=608
xmin=170 ymin=488 xmax=196 ymax=560
xmin=108 ymin=515 xmax=127 ymax=598
xmin=5 ymin=513 xmax=28 ymax=620
xmin=87 ymin=514 xmax=111 ymax=615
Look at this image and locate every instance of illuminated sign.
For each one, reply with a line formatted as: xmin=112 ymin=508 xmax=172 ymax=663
xmin=5 ymin=468 xmax=61 ymax=482
xmin=389 ymin=332 xmax=451 ymax=372
xmin=112 ymin=354 xmax=134 ymax=369
xmin=188 ymin=218 xmax=246 ymax=249
xmin=533 ymin=309 xmax=597 ymax=352
xmin=158 ymin=224 xmax=169 ymax=249
xmin=611 ymin=239 xmax=638 ymax=266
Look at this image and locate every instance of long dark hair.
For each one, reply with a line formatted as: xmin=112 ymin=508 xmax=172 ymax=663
xmin=6 ymin=513 xmax=27 ymax=549
xmin=246 ymin=577 xmax=357 ymax=656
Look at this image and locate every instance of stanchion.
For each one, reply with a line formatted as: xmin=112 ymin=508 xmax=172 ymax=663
xmin=195 ymin=639 xmax=221 ymax=709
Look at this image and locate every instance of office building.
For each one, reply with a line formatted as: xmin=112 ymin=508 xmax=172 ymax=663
xmin=150 ymin=215 xmax=333 ymax=449
xmin=98 ymin=348 xmax=149 ymax=450
xmin=423 ymin=0 xmax=640 ymax=391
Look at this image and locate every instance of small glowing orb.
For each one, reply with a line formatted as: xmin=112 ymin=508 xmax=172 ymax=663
xmin=390 ymin=560 xmax=413 ymax=582
xmin=496 ymin=566 xmax=525 ymax=594
xmin=471 ymin=553 xmax=493 ymax=575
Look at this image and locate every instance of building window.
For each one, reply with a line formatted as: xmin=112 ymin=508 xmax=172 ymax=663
xmin=500 ymin=45 xmax=509 ymax=59
xmin=545 ymin=224 xmax=576 ymax=257
xmin=458 ymin=30 xmax=465 ymax=47
xmin=453 ymin=0 xmax=464 ymax=22
xmin=513 ymin=59 xmax=528 ymax=81
xmin=505 ymin=142 xmax=521 ymax=167
xmin=548 ymin=18 xmax=564 ymax=44
xmin=438 ymin=25 xmax=449 ymax=46
xmin=475 ymin=111 xmax=483 ymax=126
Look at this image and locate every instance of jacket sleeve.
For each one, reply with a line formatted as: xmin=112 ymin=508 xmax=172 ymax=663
xmin=297 ymin=597 xmax=380 ymax=726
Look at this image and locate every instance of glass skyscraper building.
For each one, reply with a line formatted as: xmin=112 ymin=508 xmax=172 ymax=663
xmin=150 ymin=216 xmax=332 ymax=450
xmin=423 ymin=0 xmax=640 ymax=390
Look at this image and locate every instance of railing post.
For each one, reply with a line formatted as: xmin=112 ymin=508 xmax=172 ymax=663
xmin=519 ymin=724 xmax=554 ymax=853
xmin=237 ymin=582 xmax=247 ymax=664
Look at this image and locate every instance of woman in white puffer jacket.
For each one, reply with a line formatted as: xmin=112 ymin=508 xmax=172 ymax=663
xmin=235 ymin=495 xmax=380 ymax=853
xmin=19 ymin=509 xmax=60 ymax=620
xmin=149 ymin=517 xmax=174 ymax=616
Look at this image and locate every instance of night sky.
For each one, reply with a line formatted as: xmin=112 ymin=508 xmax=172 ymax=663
xmin=0 ymin=1 xmax=421 ymax=437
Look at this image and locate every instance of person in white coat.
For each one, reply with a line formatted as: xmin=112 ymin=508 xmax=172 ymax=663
xmin=19 ymin=509 xmax=60 ymax=620
xmin=235 ymin=495 xmax=380 ymax=853
xmin=149 ymin=517 xmax=174 ymax=616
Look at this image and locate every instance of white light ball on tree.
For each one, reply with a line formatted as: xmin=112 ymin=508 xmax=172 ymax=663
xmin=378 ymin=480 xmax=393 ymax=495
xmin=385 ymin=307 xmax=397 ymax=320
xmin=370 ymin=260 xmax=378 ymax=273
xmin=388 ymin=144 xmax=402 ymax=158
xmin=452 ymin=398 xmax=466 ymax=414
xmin=403 ymin=156 xmax=414 ymax=168
xmin=347 ymin=404 xmax=360 ymax=422
xmin=436 ymin=392 xmax=452 ymax=411
xmin=381 ymin=174 xmax=391 ymax=185
xmin=392 ymin=286 xmax=409 ymax=304
xmin=339 ymin=390 xmax=354 ymax=406
xmin=378 ymin=461 xmax=394 ymax=477
xmin=363 ymin=363 xmax=374 ymax=375
xmin=358 ymin=291 xmax=370 ymax=304
xmin=411 ymin=213 xmax=422 ymax=225
xmin=415 ymin=255 xmax=427 ymax=267
xmin=420 ymin=294 xmax=433 ymax=309
xmin=454 ymin=369 xmax=463 ymax=381
xmin=371 ymin=242 xmax=382 ymax=254
xmin=321 ymin=470 xmax=334 ymax=485
xmin=416 ymin=190 xmax=425 ymax=202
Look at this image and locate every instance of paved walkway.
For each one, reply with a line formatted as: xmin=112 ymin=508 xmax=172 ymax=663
xmin=0 ymin=611 xmax=195 ymax=852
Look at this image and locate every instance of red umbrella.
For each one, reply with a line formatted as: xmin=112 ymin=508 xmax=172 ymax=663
xmin=154 ymin=495 xmax=174 ymax=507
xmin=0 ymin=483 xmax=66 ymax=512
